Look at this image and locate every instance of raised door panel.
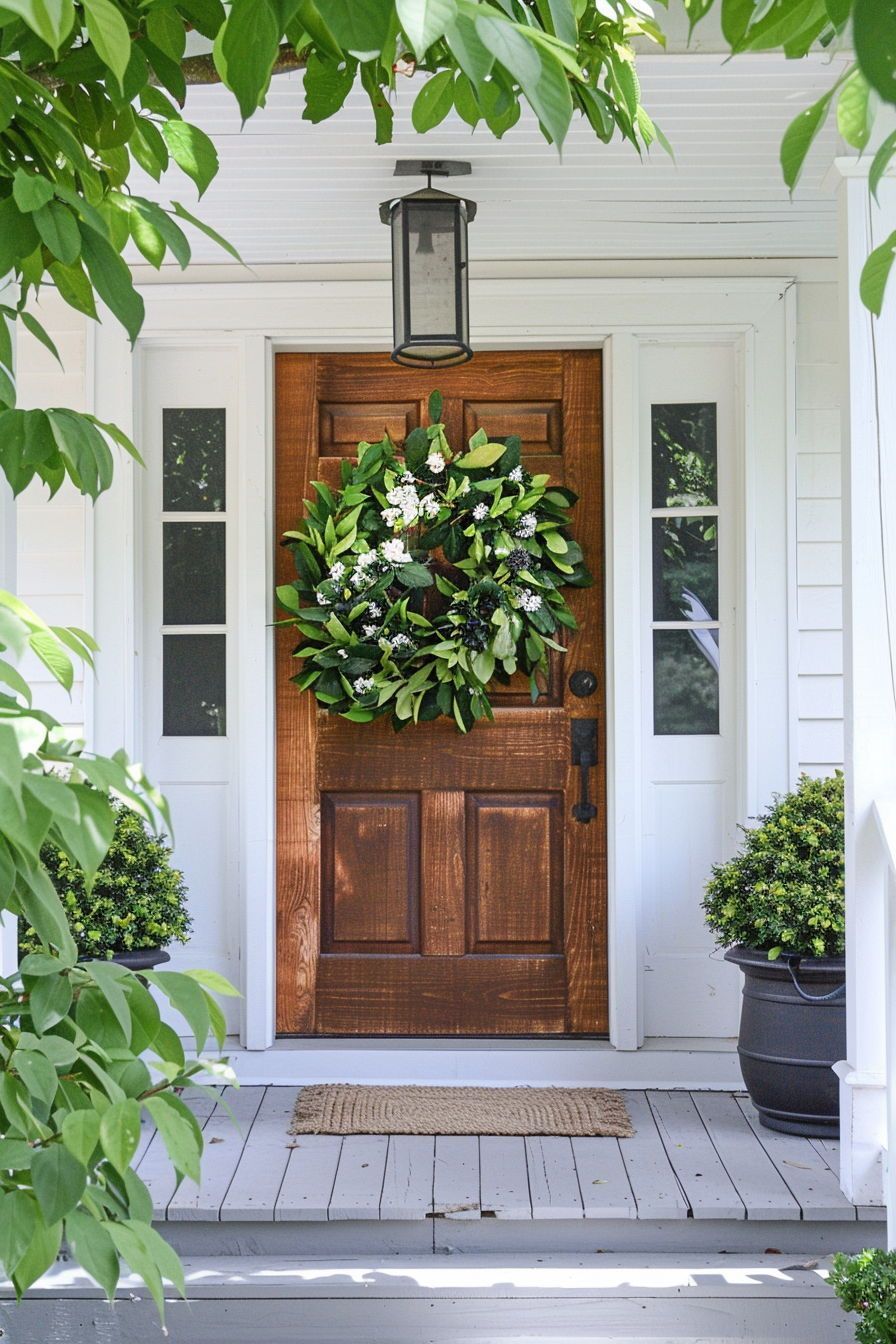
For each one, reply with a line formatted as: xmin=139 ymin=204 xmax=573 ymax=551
xmin=320 ymin=793 xmax=419 ymax=953
xmin=466 ymin=793 xmax=564 ymax=954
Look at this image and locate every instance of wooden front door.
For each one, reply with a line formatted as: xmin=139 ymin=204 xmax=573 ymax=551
xmin=275 ymin=352 xmax=606 ymax=1035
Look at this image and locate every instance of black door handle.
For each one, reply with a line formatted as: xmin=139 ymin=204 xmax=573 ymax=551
xmin=570 ymin=718 xmax=598 ymax=824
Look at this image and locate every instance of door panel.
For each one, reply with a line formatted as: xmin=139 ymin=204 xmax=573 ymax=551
xmin=275 ymin=351 xmax=606 ymax=1035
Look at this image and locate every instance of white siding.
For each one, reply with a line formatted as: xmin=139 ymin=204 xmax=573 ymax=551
xmin=794 ymin=281 xmax=844 ymax=777
xmin=15 ymin=294 xmax=89 ymax=734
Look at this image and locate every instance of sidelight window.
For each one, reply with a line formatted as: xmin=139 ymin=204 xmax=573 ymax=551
xmin=650 ymin=403 xmax=720 ymax=735
xmin=160 ymin=408 xmax=227 ymax=736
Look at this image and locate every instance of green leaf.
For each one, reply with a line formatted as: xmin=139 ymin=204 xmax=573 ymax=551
xmin=146 ymin=970 xmax=211 ymax=1052
xmin=172 ymin=202 xmax=243 ymax=264
xmin=537 ymin=0 xmax=576 ymax=46
xmin=12 ymin=171 xmax=54 ymax=213
xmin=359 ymin=62 xmax=394 ymax=144
xmin=183 ymin=968 xmax=241 ymax=997
xmin=220 ymin=0 xmax=281 ymax=119
xmin=27 ymin=970 xmax=73 ymax=1030
xmin=836 ymin=70 xmax=871 ymax=150
xmin=395 ymin=561 xmax=434 ymax=588
xmin=455 ymin=442 xmax=508 ymax=470
xmin=13 ymin=1048 xmax=59 ymax=1107
xmin=779 ymin=89 xmax=833 ymax=193
xmin=445 ymin=14 xmax=494 ymax=84
xmin=161 ymin=121 xmax=219 ymax=197
xmin=412 ymin=70 xmax=455 ymax=132
xmin=65 ymin=1211 xmax=120 ymax=1301
xmin=870 ymin=130 xmax=896 ymax=202
xmin=474 ymin=14 xmax=572 ymax=146
xmin=32 ymin=1145 xmax=87 ymax=1225
xmin=143 ymin=1093 xmax=203 ymax=1184
xmin=12 ymin=1213 xmax=62 ymax=1295
xmin=83 ymin=0 xmax=134 ymax=86
xmin=303 ymin=51 xmax=357 ymax=123
xmin=78 ymin=226 xmax=145 ymax=346
xmin=34 ymin=202 xmax=81 ymax=267
xmin=397 ymin=0 xmax=458 ymax=58
xmin=18 ymin=310 xmax=62 ymax=366
xmin=428 ymin=389 xmax=443 ymax=423
xmin=0 ymin=1191 xmax=36 ymax=1278
xmin=855 ymin=0 xmax=896 ymax=102
xmin=61 ymin=1109 xmax=101 ymax=1166
xmin=1 ymin=0 xmax=74 ymax=51
xmin=860 ymin=229 xmax=896 ymax=317
xmin=49 ymin=261 xmax=98 ymax=322
xmin=100 ymin=1099 xmax=142 ymax=1175
xmin=321 ymin=0 xmax=393 ymax=60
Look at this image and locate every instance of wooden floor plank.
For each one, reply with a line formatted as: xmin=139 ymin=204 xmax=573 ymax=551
xmin=220 ymin=1087 xmax=296 ymax=1222
xmin=168 ymin=1087 xmax=265 ymax=1222
xmin=571 ymin=1137 xmax=636 ymax=1219
xmin=525 ymin=1137 xmax=583 ymax=1219
xmin=276 ymin=1136 xmax=343 ymax=1222
xmin=433 ymin=1136 xmax=480 ymax=1219
xmin=380 ymin=1136 xmax=435 ymax=1221
xmin=479 ymin=1137 xmax=532 ymax=1220
xmin=617 ymin=1092 xmax=689 ymax=1220
xmin=328 ymin=1135 xmax=389 ymax=1220
xmin=692 ymin=1092 xmax=800 ymax=1222
xmin=136 ymin=1090 xmax=217 ymax=1221
xmin=648 ymin=1092 xmax=745 ymax=1220
xmin=735 ymin=1097 xmax=857 ymax=1221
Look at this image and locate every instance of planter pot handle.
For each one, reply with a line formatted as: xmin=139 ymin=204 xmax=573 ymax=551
xmin=781 ymin=953 xmax=846 ymax=1003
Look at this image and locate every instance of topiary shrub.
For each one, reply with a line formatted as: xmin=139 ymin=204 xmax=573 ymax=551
xmin=702 ymin=771 xmax=844 ymax=960
xmin=830 ymin=1249 xmax=896 ymax=1344
xmin=19 ymin=803 xmax=191 ymax=960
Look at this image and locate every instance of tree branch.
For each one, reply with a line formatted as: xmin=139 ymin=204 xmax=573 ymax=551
xmin=180 ymin=43 xmax=308 ymax=86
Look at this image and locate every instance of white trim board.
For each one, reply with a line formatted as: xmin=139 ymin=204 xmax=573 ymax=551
xmin=90 ymin=273 xmax=792 ymax=1066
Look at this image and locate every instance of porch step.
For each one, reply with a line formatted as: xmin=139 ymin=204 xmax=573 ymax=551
xmin=0 ymin=1254 xmax=859 ymax=1343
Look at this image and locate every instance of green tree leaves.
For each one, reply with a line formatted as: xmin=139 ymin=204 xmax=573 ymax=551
xmin=860 ymin=230 xmax=896 ymax=317
xmin=854 ymin=0 xmax=896 ymax=102
xmin=397 ymin=0 xmax=458 ymax=58
xmin=780 ymin=88 xmax=833 ymax=192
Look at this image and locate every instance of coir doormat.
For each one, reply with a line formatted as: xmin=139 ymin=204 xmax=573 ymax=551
xmin=289 ymin=1085 xmax=633 ymax=1137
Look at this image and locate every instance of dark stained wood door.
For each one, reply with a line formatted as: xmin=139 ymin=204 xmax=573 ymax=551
xmin=276 ymin=352 xmax=606 ymax=1035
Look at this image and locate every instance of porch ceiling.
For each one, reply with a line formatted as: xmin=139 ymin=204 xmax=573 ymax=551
xmin=131 ymin=52 xmax=848 ymax=269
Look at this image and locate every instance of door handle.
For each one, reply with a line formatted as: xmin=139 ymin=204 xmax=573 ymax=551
xmin=570 ymin=718 xmax=598 ymax=824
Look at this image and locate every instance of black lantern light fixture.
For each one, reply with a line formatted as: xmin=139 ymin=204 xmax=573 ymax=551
xmin=380 ymin=160 xmax=476 ymax=368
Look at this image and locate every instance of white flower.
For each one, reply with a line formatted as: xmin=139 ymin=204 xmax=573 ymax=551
xmin=353 ymin=676 xmax=374 ymax=695
xmin=367 ymin=602 xmax=382 ymax=618
xmin=515 ymin=512 xmax=537 ymax=539
xmin=508 ymin=465 xmax=524 ymax=484
xmin=329 ymin=561 xmax=345 ymax=581
xmin=357 ymin=550 xmax=377 ymax=568
xmin=385 ymin=483 xmax=420 ymax=525
xmin=400 ymin=471 xmax=415 ymax=485
xmin=351 ymin=569 xmax=372 ymax=589
xmin=391 ymin=632 xmax=412 ymax=648
xmin=362 ymin=624 xmax=378 ymax=638
xmin=472 ymin=502 xmax=489 ymax=522
xmin=420 ymin=493 xmax=441 ymax=519
xmin=517 ymin=588 xmax=542 ymax=613
xmin=316 ymin=591 xmax=331 ymax=605
xmin=336 ymin=648 xmax=348 ymax=659
xmin=426 ymin=451 xmax=446 ymax=474
xmin=381 ymin=539 xmax=412 ymax=565
xmin=381 ymin=506 xmax=403 ymax=529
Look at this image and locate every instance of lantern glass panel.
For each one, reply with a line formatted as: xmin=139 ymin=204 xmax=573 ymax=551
xmin=389 ymin=192 xmax=471 ymax=365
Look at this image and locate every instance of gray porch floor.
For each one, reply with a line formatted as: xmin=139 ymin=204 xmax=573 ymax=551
xmin=137 ymin=1087 xmax=885 ymax=1257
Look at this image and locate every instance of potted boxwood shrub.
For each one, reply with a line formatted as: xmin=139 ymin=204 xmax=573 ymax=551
xmin=20 ymin=802 xmax=191 ymax=971
xmin=702 ymin=771 xmax=845 ymax=1136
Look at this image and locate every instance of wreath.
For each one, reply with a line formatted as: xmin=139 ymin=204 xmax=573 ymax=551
xmin=277 ymin=392 xmax=592 ymax=732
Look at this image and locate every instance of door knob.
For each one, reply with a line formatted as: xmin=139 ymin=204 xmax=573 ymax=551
xmin=569 ymin=669 xmax=598 ymax=698
xmin=570 ymin=718 xmax=598 ymax=824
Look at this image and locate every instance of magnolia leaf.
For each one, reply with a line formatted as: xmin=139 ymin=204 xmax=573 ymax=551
xmin=160 ymin=121 xmax=219 ymax=197
xmin=12 ymin=170 xmax=54 ymax=213
xmin=31 ymin=1145 xmax=87 ymax=1225
xmin=83 ymin=0 xmax=133 ymax=86
xmin=78 ymin=226 xmax=145 ymax=346
xmin=412 ymin=70 xmax=455 ymax=132
xmin=455 ymin=442 xmax=508 ymax=470
xmin=474 ymin=13 xmax=573 ymax=147
xmin=397 ymin=0 xmax=458 ymax=58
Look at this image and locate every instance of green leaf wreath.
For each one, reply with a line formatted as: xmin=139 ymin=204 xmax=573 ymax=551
xmin=277 ymin=392 xmax=592 ymax=732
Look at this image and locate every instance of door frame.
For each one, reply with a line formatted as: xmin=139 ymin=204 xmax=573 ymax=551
xmin=90 ymin=270 xmax=794 ymax=1055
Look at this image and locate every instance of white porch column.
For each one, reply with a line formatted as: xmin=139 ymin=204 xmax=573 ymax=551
xmin=833 ymin=161 xmax=896 ymax=1206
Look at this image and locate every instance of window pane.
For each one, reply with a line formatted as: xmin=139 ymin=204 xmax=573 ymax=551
xmin=163 ymin=408 xmax=226 ymax=512
xmin=652 ymin=517 xmax=718 ymax=622
xmin=652 ymin=403 xmax=717 ymax=508
xmin=653 ymin=629 xmax=719 ymax=735
xmin=163 ymin=635 xmax=226 ymax=736
xmin=163 ymin=523 xmax=226 ymax=625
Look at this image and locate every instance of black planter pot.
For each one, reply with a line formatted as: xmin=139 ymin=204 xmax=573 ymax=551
xmin=725 ymin=945 xmax=845 ymax=1137
xmin=109 ymin=947 xmax=171 ymax=973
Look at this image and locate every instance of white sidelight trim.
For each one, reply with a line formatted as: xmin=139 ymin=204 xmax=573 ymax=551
xmin=833 ymin=161 xmax=896 ymax=1207
xmin=90 ymin=273 xmax=793 ymax=1066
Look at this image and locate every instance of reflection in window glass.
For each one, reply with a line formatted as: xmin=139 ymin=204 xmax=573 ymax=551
xmin=163 ymin=635 xmax=226 ymax=736
xmin=653 ymin=629 xmax=719 ymax=735
xmin=652 ymin=403 xmax=717 ymax=509
xmin=652 ymin=517 xmax=718 ymax=622
xmin=163 ymin=523 xmax=226 ymax=626
xmin=163 ymin=409 xmax=226 ymax=512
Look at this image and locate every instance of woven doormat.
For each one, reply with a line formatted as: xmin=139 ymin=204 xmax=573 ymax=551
xmin=289 ymin=1085 xmax=633 ymax=1137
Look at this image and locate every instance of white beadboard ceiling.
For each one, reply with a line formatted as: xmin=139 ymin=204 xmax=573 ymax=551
xmin=131 ymin=52 xmax=850 ymax=267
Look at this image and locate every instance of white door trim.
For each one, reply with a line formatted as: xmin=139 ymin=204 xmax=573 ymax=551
xmin=91 ymin=273 xmax=792 ymax=1062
